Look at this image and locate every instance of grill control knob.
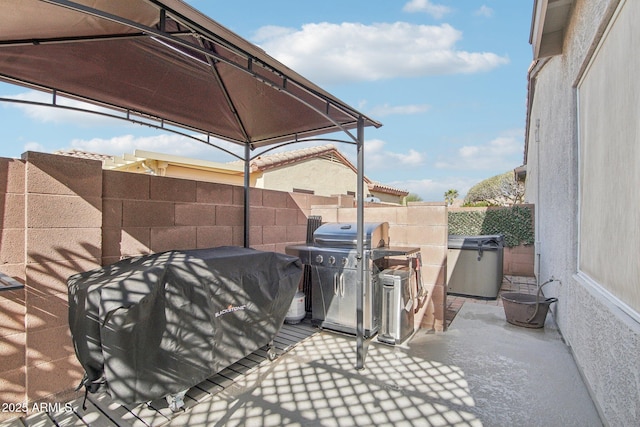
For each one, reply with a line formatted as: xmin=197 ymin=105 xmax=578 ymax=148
xmin=341 ymin=257 xmax=348 ymax=267
xmin=328 ymin=256 xmax=336 ymax=265
xmin=315 ymin=254 xmax=323 ymax=264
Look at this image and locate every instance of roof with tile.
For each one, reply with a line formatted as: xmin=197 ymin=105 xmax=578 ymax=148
xmin=247 ymin=144 xmax=345 ymax=172
xmin=54 ymin=149 xmax=114 ymax=162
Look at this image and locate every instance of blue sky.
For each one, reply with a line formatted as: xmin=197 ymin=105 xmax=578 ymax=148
xmin=0 ymin=0 xmax=533 ymax=201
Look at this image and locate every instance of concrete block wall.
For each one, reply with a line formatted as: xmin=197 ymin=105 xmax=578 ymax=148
xmin=101 ymin=174 xmax=314 ymax=264
xmin=0 ymin=158 xmax=27 ymax=420
xmin=23 ymin=152 xmax=103 ymax=409
xmin=0 ymin=153 xmax=104 ymax=420
xmin=103 ymin=171 xmax=238 ymax=264
xmin=504 ymin=245 xmax=535 ymax=277
xmin=310 ymin=201 xmax=448 ymax=332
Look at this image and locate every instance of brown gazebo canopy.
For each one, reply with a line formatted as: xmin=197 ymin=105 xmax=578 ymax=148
xmin=0 ymin=0 xmax=381 ymax=368
xmin=0 ymin=0 xmax=380 ymax=147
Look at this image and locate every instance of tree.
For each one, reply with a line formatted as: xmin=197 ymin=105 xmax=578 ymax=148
xmin=404 ymin=193 xmax=423 ymax=204
xmin=464 ymin=171 xmax=524 ymax=206
xmin=444 ymin=189 xmax=459 ymax=206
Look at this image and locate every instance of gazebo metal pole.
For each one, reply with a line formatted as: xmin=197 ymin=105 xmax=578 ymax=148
xmin=356 ymin=116 xmax=365 ymax=370
xmin=243 ymin=143 xmax=250 ymax=248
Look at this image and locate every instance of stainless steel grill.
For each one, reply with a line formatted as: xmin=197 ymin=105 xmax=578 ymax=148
xmin=286 ymin=221 xmax=420 ymax=339
xmin=286 ymin=222 xmax=388 ymax=337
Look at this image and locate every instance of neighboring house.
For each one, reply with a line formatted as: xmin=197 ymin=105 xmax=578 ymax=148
xmin=525 ymin=0 xmax=639 ymax=425
xmin=56 ymin=144 xmax=409 ymax=204
xmin=240 ymin=144 xmax=408 ymax=203
xmin=56 ymin=148 xmax=247 ymax=187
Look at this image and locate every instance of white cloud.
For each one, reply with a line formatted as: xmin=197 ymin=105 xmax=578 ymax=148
xmin=68 ymin=134 xmax=426 ymax=172
xmin=402 ymin=0 xmax=452 ymax=19
xmin=391 ymin=176 xmax=479 ymax=202
xmin=3 ymin=91 xmax=122 ymax=125
xmin=340 ymin=138 xmax=426 ymax=170
xmin=435 ymin=130 xmax=524 ymax=171
xmin=354 ymin=138 xmax=426 ymax=170
xmin=475 ymin=5 xmax=494 ymax=18
xmin=368 ymin=103 xmax=431 ymax=117
xmin=69 ymin=133 xmax=242 ymax=161
xmin=24 ymin=141 xmax=47 ymax=153
xmin=253 ymin=21 xmax=508 ymax=85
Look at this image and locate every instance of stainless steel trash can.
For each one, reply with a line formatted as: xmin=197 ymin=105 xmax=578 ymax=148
xmin=447 ymin=235 xmax=504 ymax=299
xmin=378 ymin=268 xmax=414 ymax=345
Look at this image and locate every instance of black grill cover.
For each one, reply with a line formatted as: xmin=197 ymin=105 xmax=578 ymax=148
xmin=67 ymin=246 xmax=302 ymax=404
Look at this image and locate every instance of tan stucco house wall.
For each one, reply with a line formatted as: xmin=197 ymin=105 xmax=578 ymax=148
xmin=526 ymin=0 xmax=640 ymax=424
xmin=255 ymin=156 xmax=357 ymax=197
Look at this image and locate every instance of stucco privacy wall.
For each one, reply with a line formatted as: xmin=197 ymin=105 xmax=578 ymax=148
xmin=0 ymin=152 xmax=447 ymax=419
xmin=311 ymin=202 xmax=448 ymax=332
xmin=526 ymin=0 xmax=640 ymax=424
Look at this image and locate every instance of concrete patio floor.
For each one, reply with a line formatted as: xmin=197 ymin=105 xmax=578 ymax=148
xmin=164 ymin=305 xmax=601 ymax=426
xmin=3 ymin=276 xmax=603 ymax=426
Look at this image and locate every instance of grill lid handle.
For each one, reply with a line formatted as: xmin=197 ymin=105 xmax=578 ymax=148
xmin=314 ymin=237 xmax=358 ymax=246
xmin=340 ymin=224 xmax=352 ymax=229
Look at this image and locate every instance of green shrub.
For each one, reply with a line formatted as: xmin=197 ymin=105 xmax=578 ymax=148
xmin=462 ymin=201 xmax=491 ymax=207
xmin=448 ymin=205 xmax=534 ymax=247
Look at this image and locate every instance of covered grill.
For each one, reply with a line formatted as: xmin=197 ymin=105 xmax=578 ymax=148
xmin=286 ymin=222 xmax=419 ymax=339
xmin=68 ymin=246 xmax=302 ymax=407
